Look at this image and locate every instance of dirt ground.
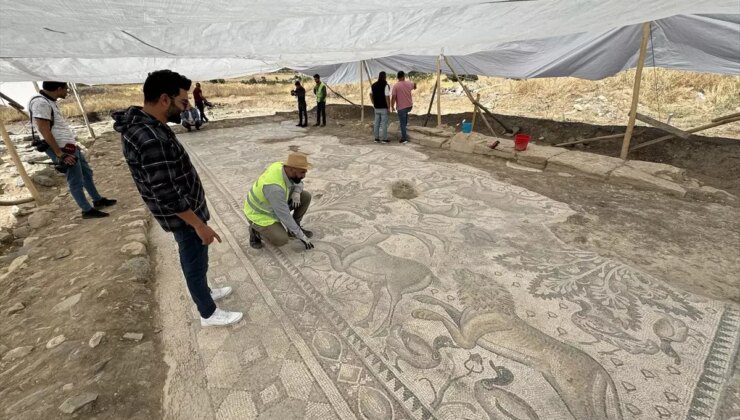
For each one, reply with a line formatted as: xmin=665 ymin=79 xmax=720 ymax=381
xmin=0 ymin=131 xmax=165 ymax=418
xmin=0 ymin=106 xmax=737 ymax=418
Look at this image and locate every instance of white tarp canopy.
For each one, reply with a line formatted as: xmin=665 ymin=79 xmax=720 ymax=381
xmin=0 ymin=1 xmax=738 ymax=84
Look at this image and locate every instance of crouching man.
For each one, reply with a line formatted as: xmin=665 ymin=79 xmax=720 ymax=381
xmin=244 ymin=152 xmax=314 ymax=250
xmin=180 ymin=104 xmax=202 ymax=132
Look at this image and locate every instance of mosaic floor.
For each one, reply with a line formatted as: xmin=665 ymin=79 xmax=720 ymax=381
xmin=164 ymin=122 xmax=739 ymax=420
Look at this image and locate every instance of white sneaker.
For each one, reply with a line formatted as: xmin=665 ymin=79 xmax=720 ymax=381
xmin=201 ymin=308 xmax=243 ymax=327
xmin=210 ymin=286 xmax=233 ymax=301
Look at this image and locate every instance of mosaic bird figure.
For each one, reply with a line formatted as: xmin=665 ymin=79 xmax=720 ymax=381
xmin=652 ymin=314 xmax=701 ymax=365
xmin=384 ymin=325 xmax=456 ymax=371
xmin=571 ymin=300 xmax=659 ymax=355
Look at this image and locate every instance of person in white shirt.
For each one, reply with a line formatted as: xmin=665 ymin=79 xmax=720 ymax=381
xmin=28 ymin=81 xmax=116 ymax=218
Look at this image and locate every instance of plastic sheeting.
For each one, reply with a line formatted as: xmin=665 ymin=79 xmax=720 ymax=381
xmin=309 ymin=15 xmax=740 ymax=84
xmin=0 ymin=1 xmax=738 ymax=83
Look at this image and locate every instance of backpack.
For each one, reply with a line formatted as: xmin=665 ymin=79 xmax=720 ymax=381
xmin=28 ymin=95 xmax=55 ymax=153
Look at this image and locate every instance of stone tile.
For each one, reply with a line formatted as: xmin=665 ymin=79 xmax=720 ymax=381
xmin=279 ymin=359 xmax=314 ymax=400
xmin=216 ymin=390 xmax=258 ymax=420
xmin=206 ymin=351 xmax=242 ymax=389
xmin=305 ymin=401 xmax=339 ymax=420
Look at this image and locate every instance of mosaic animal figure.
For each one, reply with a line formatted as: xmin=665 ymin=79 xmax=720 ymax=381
xmin=571 ymin=299 xmax=660 ymax=355
xmin=412 ymin=269 xmax=623 ymax=420
xmin=572 ymin=301 xmax=699 ymax=365
xmin=383 ymin=325 xmax=456 ymax=371
xmin=474 ymin=378 xmax=540 ymax=420
xmin=314 ymin=229 xmax=439 ymax=336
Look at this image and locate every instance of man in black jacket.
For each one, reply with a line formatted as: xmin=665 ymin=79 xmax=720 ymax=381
xmin=113 ymin=70 xmax=242 ymax=328
xmin=291 ymin=81 xmax=307 ymax=127
xmin=369 ymin=71 xmax=392 ymax=143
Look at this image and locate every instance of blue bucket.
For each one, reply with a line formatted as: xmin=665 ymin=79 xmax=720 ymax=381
xmin=462 ymin=121 xmax=473 ymax=133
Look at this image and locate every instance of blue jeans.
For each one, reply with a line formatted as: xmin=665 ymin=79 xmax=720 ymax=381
xmin=173 ymin=227 xmax=216 ymax=318
xmin=46 ymin=148 xmax=101 ymax=212
xmin=397 ymin=107 xmax=412 ymax=141
xmin=373 ymin=109 xmax=389 ymax=140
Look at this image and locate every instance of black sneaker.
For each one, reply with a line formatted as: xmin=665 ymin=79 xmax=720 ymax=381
xmin=93 ymin=197 xmax=117 ymax=209
xmin=249 ymin=227 xmax=263 ymax=249
xmin=314 ymin=123 xmax=320 ymax=127
xmin=374 ymin=138 xmax=381 ymax=143
xmin=400 ymin=139 xmax=410 ymax=144
xmin=321 ymin=123 xmax=326 ymax=127
xmin=381 ymin=139 xmax=390 ymax=144
xmin=82 ymin=208 xmax=109 ymax=219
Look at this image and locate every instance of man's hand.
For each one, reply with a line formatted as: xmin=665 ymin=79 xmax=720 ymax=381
xmin=195 ymin=224 xmax=222 ymax=245
xmin=300 ymin=238 xmax=314 ymax=250
xmin=60 ymin=153 xmax=77 ymax=166
xmin=291 ymin=191 xmax=301 ymax=209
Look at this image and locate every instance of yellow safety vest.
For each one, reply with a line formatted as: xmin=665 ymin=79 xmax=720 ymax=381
xmin=243 ymin=162 xmax=289 ymax=226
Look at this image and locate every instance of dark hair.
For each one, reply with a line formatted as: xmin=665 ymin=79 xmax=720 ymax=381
xmin=143 ymin=70 xmax=192 ymax=103
xmin=313 ymin=74 xmax=320 ymax=79
xmin=397 ymin=71 xmax=405 ymax=79
xmin=378 ymin=71 xmax=387 ymax=82
xmin=295 ymin=81 xmax=301 ymax=86
xmin=42 ymin=81 xmax=67 ymax=91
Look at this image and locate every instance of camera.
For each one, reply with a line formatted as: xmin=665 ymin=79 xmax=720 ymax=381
xmin=290 ymin=90 xmax=296 ymax=96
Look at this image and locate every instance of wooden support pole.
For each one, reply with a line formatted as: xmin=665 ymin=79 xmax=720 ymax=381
xmin=436 ymin=56 xmax=442 ymax=127
xmin=471 ymin=93 xmax=480 ymax=130
xmin=0 ymin=118 xmax=42 ymax=204
xmin=32 ymin=82 xmax=40 ymax=93
xmin=630 ymin=115 xmax=740 ymax=151
xmin=70 ymin=83 xmax=96 ymax=139
xmin=442 ymin=55 xmax=513 ymax=134
xmin=712 ymin=112 xmax=740 ymax=123
xmin=635 ymin=112 xmax=690 ymax=139
xmin=363 ymin=61 xmax=373 ymax=85
xmin=620 ymin=22 xmax=651 ymax=159
xmin=423 ymin=80 xmax=438 ymax=127
xmin=326 ymin=85 xmax=356 ymax=106
xmin=554 ymin=133 xmax=625 ymax=147
xmin=359 ymin=62 xmax=364 ymax=124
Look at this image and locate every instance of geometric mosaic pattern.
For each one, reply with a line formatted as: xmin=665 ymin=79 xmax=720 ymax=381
xmin=168 ymin=122 xmax=740 ymax=419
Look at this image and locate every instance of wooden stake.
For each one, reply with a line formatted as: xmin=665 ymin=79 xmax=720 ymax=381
xmin=635 ymin=112 xmax=690 ymax=139
xmin=423 ymin=80 xmax=437 ymax=127
xmin=630 ymin=115 xmax=740 ymax=151
xmin=442 ymin=55 xmax=512 ymax=133
xmin=0 ymin=118 xmax=42 ymax=204
xmin=712 ymin=112 xmax=740 ymax=123
xmin=70 ymin=83 xmax=96 ymax=139
xmin=471 ymin=93 xmax=480 ymax=130
xmin=326 ymin=85 xmax=356 ymax=106
xmin=436 ymin=56 xmax=442 ymax=127
xmin=359 ymin=61 xmax=364 ymax=124
xmin=32 ymin=81 xmax=40 ymax=93
xmin=554 ymin=133 xmax=625 ymax=147
xmin=363 ymin=61 xmax=373 ymax=85
xmin=620 ymin=22 xmax=651 ymax=159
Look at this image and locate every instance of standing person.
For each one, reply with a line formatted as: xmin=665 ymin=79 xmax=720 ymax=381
xmin=313 ymin=74 xmax=327 ymax=127
xmin=391 ymin=71 xmax=416 ymax=144
xmin=192 ymin=82 xmax=209 ymax=122
xmin=243 ymin=152 xmax=314 ymax=251
xmin=180 ymin=103 xmax=202 ymax=132
xmin=113 ymin=70 xmax=242 ymax=327
xmin=291 ymin=81 xmax=308 ymax=127
xmin=28 ymin=81 xmax=116 ymax=219
xmin=369 ymin=71 xmax=391 ymax=144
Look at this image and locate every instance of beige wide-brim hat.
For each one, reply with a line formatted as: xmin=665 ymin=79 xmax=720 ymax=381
xmin=284 ymin=152 xmax=313 ymax=170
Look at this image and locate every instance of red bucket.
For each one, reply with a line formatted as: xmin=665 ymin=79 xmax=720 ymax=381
xmin=514 ymin=134 xmax=531 ymax=151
